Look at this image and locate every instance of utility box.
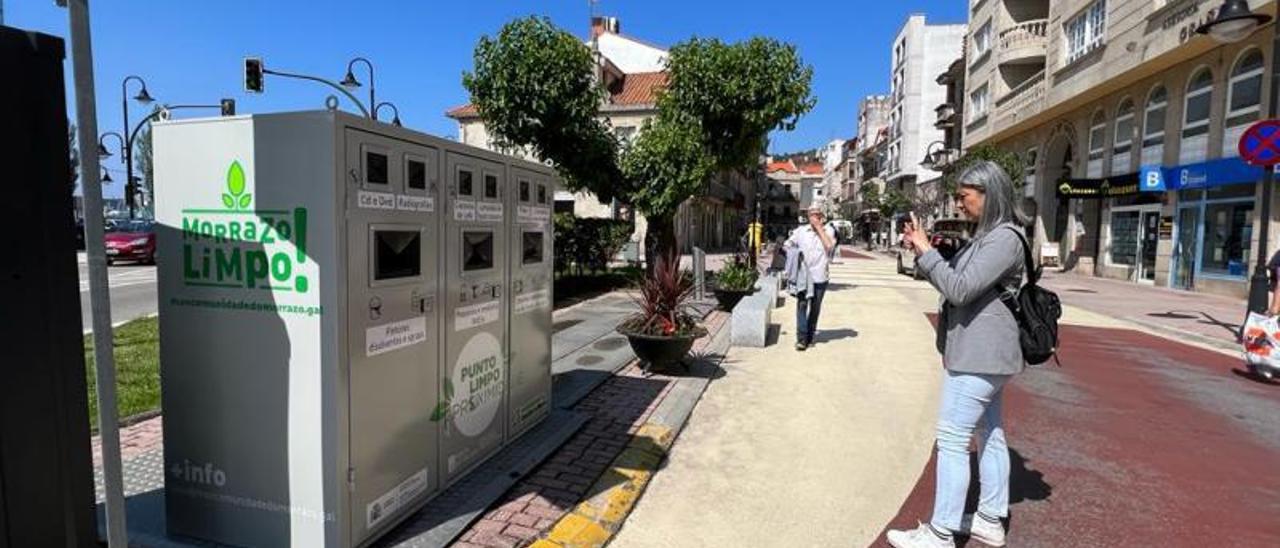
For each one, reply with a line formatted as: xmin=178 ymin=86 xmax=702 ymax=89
xmin=153 ymin=110 xmax=556 ymax=547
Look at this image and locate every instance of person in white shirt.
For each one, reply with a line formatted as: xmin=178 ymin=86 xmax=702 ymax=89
xmin=785 ymin=203 xmax=837 ymax=350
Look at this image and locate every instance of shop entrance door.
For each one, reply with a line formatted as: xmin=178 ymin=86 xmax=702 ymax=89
xmin=1138 ymin=210 xmax=1160 ymax=283
xmin=1173 ymin=207 xmax=1200 ymax=290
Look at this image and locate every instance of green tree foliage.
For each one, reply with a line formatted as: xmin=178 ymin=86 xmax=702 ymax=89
xmin=135 ymin=123 xmax=154 ymax=206
xmin=858 ymin=183 xmax=881 ymax=213
xmin=657 ymin=37 xmax=816 ymax=171
xmin=552 ymin=213 xmax=635 ymax=275
xmin=463 ymin=17 xmax=625 ymax=201
xmin=944 ymin=144 xmax=1026 ymax=193
xmin=463 ymin=17 xmax=814 ymax=266
xmin=880 ymin=188 xmax=911 ymax=215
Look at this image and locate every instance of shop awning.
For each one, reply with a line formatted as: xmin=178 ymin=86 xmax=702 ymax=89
xmin=1055 ymin=172 xmax=1140 ymax=199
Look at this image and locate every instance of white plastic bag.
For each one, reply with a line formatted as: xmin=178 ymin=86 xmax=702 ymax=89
xmin=1241 ymin=312 xmax=1280 ymax=369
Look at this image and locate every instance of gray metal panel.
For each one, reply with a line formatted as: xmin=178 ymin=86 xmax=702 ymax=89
xmin=440 ymin=150 xmax=509 ymax=486
xmin=343 ymin=128 xmax=442 ymax=546
xmin=505 ymin=166 xmax=555 ymax=438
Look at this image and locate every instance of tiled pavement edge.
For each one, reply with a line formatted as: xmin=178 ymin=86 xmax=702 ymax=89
xmin=451 ymin=311 xmax=731 ymax=548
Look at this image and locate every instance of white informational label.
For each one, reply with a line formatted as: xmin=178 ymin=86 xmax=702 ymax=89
xmin=514 ymin=289 xmax=550 ymax=315
xmin=365 ymin=316 xmax=428 ymax=357
xmin=454 ymin=199 xmax=477 ymax=221
xmin=397 ymin=195 xmax=434 ymax=213
xmin=477 ymin=202 xmax=504 ymax=223
xmin=454 ymin=300 xmax=500 ymax=331
xmin=358 ymin=190 xmax=396 ymax=210
xmin=366 ymin=467 xmax=429 ymax=529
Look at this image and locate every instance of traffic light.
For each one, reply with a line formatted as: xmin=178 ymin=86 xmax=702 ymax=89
xmin=244 ymin=57 xmax=264 ymax=93
xmin=220 ymin=98 xmax=236 ymax=116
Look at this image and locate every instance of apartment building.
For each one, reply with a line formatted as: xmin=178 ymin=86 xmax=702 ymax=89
xmin=850 ymin=95 xmax=893 ymax=218
xmin=886 ymin=16 xmax=967 ymax=201
xmin=964 ymin=0 xmax=1273 ymax=298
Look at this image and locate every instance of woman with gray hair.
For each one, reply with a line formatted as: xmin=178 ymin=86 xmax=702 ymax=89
xmin=887 ymin=161 xmax=1031 ymax=548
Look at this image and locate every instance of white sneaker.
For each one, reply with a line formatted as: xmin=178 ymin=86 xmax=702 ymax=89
xmin=960 ymin=514 xmax=1007 ymax=547
xmin=887 ymin=522 xmax=955 ymax=548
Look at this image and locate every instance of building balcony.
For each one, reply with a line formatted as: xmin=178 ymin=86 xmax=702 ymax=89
xmin=996 ymin=18 xmax=1047 ymax=66
xmin=935 ymin=103 xmax=957 ymax=130
xmin=993 ymin=69 xmax=1045 ymax=134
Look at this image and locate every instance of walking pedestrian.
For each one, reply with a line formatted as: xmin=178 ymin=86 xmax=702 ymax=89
xmin=886 ymin=161 xmax=1030 ymax=548
xmin=783 ymin=202 xmax=836 ymax=351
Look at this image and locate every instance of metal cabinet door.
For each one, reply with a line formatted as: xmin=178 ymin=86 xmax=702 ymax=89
xmin=345 ymin=129 xmax=440 ymax=543
xmin=507 ymin=168 xmax=553 ymax=438
xmin=440 ymin=151 xmax=509 ymax=485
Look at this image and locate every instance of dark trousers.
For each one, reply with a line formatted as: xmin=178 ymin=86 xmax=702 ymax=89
xmin=795 ymin=281 xmax=829 ymax=344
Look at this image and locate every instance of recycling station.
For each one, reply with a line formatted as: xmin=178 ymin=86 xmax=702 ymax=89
xmin=152 ymin=110 xmax=556 ymax=547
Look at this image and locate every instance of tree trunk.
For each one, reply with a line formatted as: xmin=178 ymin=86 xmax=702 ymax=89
xmin=644 ymin=213 xmax=678 ymax=276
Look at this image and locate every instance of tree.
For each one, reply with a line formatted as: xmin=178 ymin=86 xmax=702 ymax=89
xmin=943 ymin=144 xmax=1026 ymax=194
xmin=463 ymin=17 xmax=815 ymax=268
xmin=134 ymin=122 xmax=154 ymax=213
xmin=857 ymin=183 xmax=880 ymax=216
xmin=880 ymin=188 xmax=911 ymax=216
xmin=462 ymin=18 xmax=625 ymax=202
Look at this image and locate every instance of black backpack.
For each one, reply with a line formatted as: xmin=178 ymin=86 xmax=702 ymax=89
xmin=1000 ymin=227 xmax=1063 ymax=365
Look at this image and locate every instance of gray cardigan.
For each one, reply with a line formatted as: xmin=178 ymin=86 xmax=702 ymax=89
xmin=916 ymin=222 xmax=1026 ymax=376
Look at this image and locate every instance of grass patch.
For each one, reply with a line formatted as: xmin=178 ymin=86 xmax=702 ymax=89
xmin=84 ymin=316 xmax=161 ymax=431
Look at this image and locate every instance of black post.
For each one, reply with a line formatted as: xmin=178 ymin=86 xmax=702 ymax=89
xmin=1246 ymin=21 xmax=1280 ymax=314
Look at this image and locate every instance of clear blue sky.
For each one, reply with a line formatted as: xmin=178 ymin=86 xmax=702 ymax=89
xmin=7 ymin=0 xmax=967 ymax=197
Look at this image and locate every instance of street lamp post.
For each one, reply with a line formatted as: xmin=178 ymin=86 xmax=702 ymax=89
xmin=120 ymin=76 xmax=153 ymax=219
xmin=100 ymin=103 xmax=231 ymax=216
xmin=374 ymin=102 xmax=402 ymax=126
xmin=342 ymin=57 xmax=376 ymax=120
xmin=1197 ymin=1 xmax=1275 ymax=315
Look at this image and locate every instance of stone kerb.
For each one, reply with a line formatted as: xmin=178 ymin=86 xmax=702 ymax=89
xmin=730 ymin=275 xmax=776 ymax=348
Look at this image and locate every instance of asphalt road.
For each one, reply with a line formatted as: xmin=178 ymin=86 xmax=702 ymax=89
xmin=77 ymin=253 xmax=157 ymax=333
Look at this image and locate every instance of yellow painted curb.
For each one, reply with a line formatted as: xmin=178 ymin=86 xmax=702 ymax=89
xmin=539 ymin=424 xmax=675 ymax=547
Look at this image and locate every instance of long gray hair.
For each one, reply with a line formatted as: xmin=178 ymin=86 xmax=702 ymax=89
xmin=956 ymin=160 xmax=1030 ymax=237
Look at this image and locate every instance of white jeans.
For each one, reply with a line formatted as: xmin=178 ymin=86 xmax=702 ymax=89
xmin=930 ymin=370 xmax=1012 ymax=532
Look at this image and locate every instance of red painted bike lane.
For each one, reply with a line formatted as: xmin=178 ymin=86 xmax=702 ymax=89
xmin=876 ymin=322 xmax=1280 ymax=547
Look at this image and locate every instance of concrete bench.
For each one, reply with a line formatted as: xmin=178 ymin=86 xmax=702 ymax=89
xmin=731 ymin=276 xmax=778 ymax=348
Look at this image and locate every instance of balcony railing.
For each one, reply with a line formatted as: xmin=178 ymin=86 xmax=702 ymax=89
xmin=997 ymin=19 xmax=1047 ymax=65
xmin=994 ymin=69 xmax=1046 ymax=132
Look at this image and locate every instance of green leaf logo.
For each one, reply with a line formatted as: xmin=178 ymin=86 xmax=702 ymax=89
xmin=430 ymin=378 xmax=456 ymax=422
xmin=224 ymin=161 xmax=250 ymax=210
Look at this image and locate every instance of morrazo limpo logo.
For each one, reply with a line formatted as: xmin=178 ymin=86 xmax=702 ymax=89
xmin=180 ymin=161 xmax=310 ymax=293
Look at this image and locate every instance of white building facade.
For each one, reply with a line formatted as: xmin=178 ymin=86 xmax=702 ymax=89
xmin=886 ymin=16 xmax=967 ymax=199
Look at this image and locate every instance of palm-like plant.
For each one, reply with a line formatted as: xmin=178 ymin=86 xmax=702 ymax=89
xmin=620 ymin=253 xmax=702 ymax=337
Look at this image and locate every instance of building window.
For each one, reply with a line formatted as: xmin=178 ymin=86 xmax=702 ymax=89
xmin=1183 ymin=69 xmax=1214 ymax=138
xmin=1142 ymin=86 xmax=1167 ymax=149
xmin=1112 ymin=98 xmax=1135 ymax=172
xmin=1181 ymin=68 xmax=1214 ymax=164
xmin=1109 ymin=210 xmax=1140 ymax=266
xmin=969 ymin=84 xmax=989 ymax=120
xmin=1065 ymin=0 xmax=1107 ymax=64
xmin=1225 ymin=49 xmax=1264 ymax=156
xmin=1087 ymin=110 xmax=1107 ymax=178
xmin=973 ymin=20 xmax=992 ymax=58
xmin=1200 ymin=201 xmax=1254 ymax=277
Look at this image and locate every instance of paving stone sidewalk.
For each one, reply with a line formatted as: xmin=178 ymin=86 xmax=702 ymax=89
xmin=445 ymin=311 xmax=728 ymax=548
xmin=1040 ymin=270 xmax=1246 ymax=350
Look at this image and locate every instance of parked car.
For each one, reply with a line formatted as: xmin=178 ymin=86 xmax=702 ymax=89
xmin=897 ymin=218 xmax=975 ymax=279
xmin=104 ymin=219 xmax=156 ymax=265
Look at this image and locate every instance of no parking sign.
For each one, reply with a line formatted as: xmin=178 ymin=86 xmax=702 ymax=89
xmin=1238 ymin=119 xmax=1280 ymax=167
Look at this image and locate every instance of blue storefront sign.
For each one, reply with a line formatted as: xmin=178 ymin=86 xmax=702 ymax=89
xmin=1139 ymin=157 xmax=1271 ymax=192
